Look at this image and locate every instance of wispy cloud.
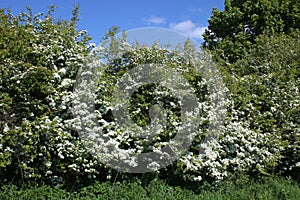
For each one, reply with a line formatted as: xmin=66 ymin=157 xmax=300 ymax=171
xmin=144 ymin=16 xmax=166 ymax=25
xmin=169 ymin=20 xmax=207 ymax=40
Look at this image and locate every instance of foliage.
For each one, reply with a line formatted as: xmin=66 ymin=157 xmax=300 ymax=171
xmin=0 ymin=175 xmax=299 ymax=199
xmin=0 ymin=7 xmax=105 ymax=187
xmin=72 ymin=28 xmax=286 ymax=183
xmin=203 ymin=0 xmax=300 ymax=181
xmin=220 ymin=32 xmax=300 ymax=178
xmin=203 ymin=0 xmax=300 ymax=62
xmin=0 ymin=4 xmax=299 ymax=191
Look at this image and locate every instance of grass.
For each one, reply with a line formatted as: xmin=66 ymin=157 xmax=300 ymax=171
xmin=0 ymin=175 xmax=299 ymax=199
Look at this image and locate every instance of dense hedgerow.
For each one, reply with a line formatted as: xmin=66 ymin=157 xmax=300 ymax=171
xmin=0 ymin=5 xmax=299 ymax=189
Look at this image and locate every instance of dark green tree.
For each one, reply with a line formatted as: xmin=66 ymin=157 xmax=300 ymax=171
xmin=203 ymin=0 xmax=300 ymax=62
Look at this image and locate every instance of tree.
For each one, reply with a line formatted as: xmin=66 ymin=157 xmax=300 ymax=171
xmin=203 ymin=0 xmax=300 ymax=62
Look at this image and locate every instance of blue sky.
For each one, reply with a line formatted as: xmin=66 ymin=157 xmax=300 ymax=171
xmin=0 ymin=0 xmax=224 ymax=44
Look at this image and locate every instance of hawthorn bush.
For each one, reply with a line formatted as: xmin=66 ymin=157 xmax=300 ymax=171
xmin=0 ymin=7 xmax=106 ymax=187
xmin=0 ymin=5 xmax=299 ymax=189
xmin=219 ymin=32 xmax=300 ymax=179
xmin=203 ymin=0 xmax=300 ymax=181
xmin=72 ymin=28 xmax=287 ymax=184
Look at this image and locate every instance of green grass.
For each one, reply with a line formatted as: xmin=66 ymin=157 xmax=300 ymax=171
xmin=0 ymin=175 xmax=299 ymax=200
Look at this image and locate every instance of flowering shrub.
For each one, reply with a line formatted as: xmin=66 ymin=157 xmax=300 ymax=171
xmin=0 ymin=7 xmax=105 ymax=186
xmin=0 ymin=6 xmax=298 ymax=187
xmin=72 ymin=35 xmax=215 ymax=173
xmin=221 ymin=33 xmax=300 ymax=178
xmin=72 ymin=29 xmax=286 ymax=182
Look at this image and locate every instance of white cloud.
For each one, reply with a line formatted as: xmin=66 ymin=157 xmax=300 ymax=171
xmin=169 ymin=20 xmax=207 ymax=40
xmin=144 ymin=16 xmax=166 ymax=25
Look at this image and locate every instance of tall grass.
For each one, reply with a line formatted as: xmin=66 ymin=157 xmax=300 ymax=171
xmin=0 ymin=175 xmax=299 ymax=199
